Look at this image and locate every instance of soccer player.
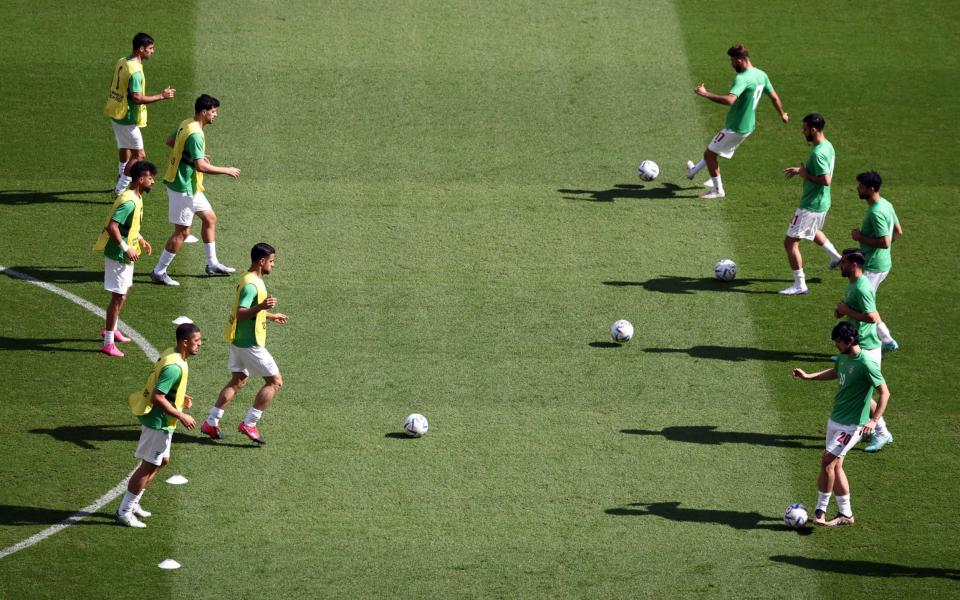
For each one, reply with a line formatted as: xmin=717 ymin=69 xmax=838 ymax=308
xmin=104 ymin=32 xmax=175 ymax=196
xmin=116 ymin=322 xmax=200 ymax=528
xmin=792 ymin=321 xmax=889 ymax=527
xmin=201 ymin=243 xmax=287 ymax=444
xmin=852 ymin=171 xmax=902 ymax=353
xmin=686 ymin=44 xmax=788 ymax=199
xmin=150 ymin=94 xmax=241 ymax=286
xmin=92 ymin=160 xmax=156 ymax=357
xmin=779 ymin=113 xmax=842 ymax=295
xmin=834 ymin=248 xmax=894 ymax=451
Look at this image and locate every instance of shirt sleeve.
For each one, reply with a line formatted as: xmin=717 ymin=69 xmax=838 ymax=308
xmin=183 ymin=133 xmax=205 ymax=163
xmin=110 ymin=200 xmax=135 ymax=224
xmin=810 ymin=149 xmax=832 ymax=176
xmin=860 ymin=288 xmax=877 ymax=314
xmin=865 ymin=358 xmax=885 ymax=388
xmin=238 ymin=283 xmax=258 ymax=309
xmin=154 ymin=364 xmax=182 ymax=396
xmin=128 ymin=71 xmax=143 ymax=94
xmin=866 ymin=210 xmax=890 ymax=237
xmin=763 ymin=74 xmax=774 ymax=94
xmin=728 ymin=73 xmax=747 ymax=97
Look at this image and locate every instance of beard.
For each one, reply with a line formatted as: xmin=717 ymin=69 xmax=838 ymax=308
xmin=804 ymin=133 xmax=814 ymax=142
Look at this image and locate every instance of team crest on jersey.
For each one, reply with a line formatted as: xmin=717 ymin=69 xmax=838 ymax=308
xmin=848 ymin=367 xmax=855 ymax=374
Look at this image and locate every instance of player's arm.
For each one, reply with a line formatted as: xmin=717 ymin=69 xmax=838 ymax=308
xmin=862 ymin=383 xmax=889 ymax=436
xmin=795 ymin=165 xmax=831 ymax=186
xmin=106 ymin=207 xmax=139 ymax=262
xmin=266 ymin=312 xmax=288 ymax=324
xmin=150 ymin=389 xmax=196 ymax=429
xmin=851 ymin=229 xmax=890 ymax=248
xmin=236 ymin=285 xmax=276 ymax=320
xmin=129 ymin=88 xmax=176 ymax=105
xmin=792 ymin=367 xmax=837 ymax=381
xmin=694 ymin=84 xmax=736 ymax=106
xmin=835 ymin=301 xmax=880 ymax=323
xmin=165 ymin=135 xmax=175 ymax=148
xmin=892 ymin=221 xmax=903 ymax=243
xmin=767 ymin=90 xmax=788 ymax=123
xmin=194 ymin=157 xmax=240 ymax=179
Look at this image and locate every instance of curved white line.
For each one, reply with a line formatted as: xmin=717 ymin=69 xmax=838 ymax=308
xmin=0 ymin=265 xmax=158 ymax=559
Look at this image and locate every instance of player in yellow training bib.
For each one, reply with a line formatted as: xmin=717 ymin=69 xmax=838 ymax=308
xmin=104 ymin=32 xmax=175 ymax=196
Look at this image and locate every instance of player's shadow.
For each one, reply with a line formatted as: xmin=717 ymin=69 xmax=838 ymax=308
xmin=3 ymin=265 xmax=104 ymax=284
xmin=769 ymin=555 xmax=960 ymax=581
xmin=0 ymin=189 xmax=112 ymax=205
xmin=588 ymin=341 xmax=624 ymax=348
xmin=0 ymin=505 xmax=118 ymax=526
xmin=385 ymin=432 xmax=415 ymax=439
xmin=29 ymin=424 xmax=255 ymax=449
xmin=559 ymin=183 xmax=698 ymax=202
xmin=0 ymin=336 xmax=100 ymax=353
xmin=643 ymin=346 xmax=833 ymax=363
xmin=604 ymin=275 xmax=822 ymax=295
xmin=621 ymin=426 xmax=822 ymax=449
xmin=605 ymin=501 xmax=788 ymax=531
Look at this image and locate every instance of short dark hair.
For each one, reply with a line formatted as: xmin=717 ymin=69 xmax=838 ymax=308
xmin=727 ymin=44 xmax=749 ymax=59
xmin=195 ymin=94 xmax=220 ymax=113
xmin=841 ymin=248 xmax=866 ymax=266
xmin=176 ymin=322 xmax=200 ymax=343
xmin=803 ymin=113 xmax=826 ymax=131
xmin=832 ymin=321 xmax=859 ymax=344
xmin=251 ymin=242 xmax=276 ymax=263
xmin=130 ymin=160 xmax=157 ymax=179
xmin=856 ymin=171 xmax=883 ymax=192
xmin=132 ymin=33 xmax=154 ymax=52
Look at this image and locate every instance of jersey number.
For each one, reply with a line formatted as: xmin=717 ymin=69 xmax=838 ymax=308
xmin=835 ymin=431 xmax=853 ymax=446
xmin=751 ymin=86 xmax=764 ymax=109
xmin=111 ymin=65 xmax=123 ymax=94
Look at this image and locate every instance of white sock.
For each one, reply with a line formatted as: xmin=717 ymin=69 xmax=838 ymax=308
xmin=835 ymin=494 xmax=852 ymax=517
xmin=154 ymin=250 xmax=176 ymax=275
xmin=877 ymin=321 xmax=894 ymax=344
xmin=244 ymin=407 xmax=263 ymax=427
xmin=689 ymin=159 xmax=706 ymax=176
xmin=104 ymin=330 xmax=115 ymax=346
xmin=118 ymin=161 xmax=127 ymax=178
xmin=115 ymin=175 xmax=132 ymax=195
xmin=815 ymin=491 xmax=831 ymax=514
xmin=207 ymin=407 xmax=224 ymax=427
xmin=204 ymin=242 xmax=219 ymax=266
xmin=874 ymin=415 xmax=890 ymax=437
xmin=118 ymin=490 xmax=143 ymax=515
xmin=820 ymin=239 xmax=842 ymax=261
xmin=793 ymin=269 xmax=806 ymax=288
xmin=710 ymin=175 xmax=723 ymax=192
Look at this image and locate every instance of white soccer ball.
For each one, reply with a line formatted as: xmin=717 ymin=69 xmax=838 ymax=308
xmin=403 ymin=413 xmax=429 ymax=437
xmin=610 ymin=319 xmax=634 ymax=343
xmin=783 ymin=503 xmax=809 ymax=529
xmin=637 ymin=160 xmax=660 ymax=182
xmin=714 ymin=259 xmax=737 ymax=281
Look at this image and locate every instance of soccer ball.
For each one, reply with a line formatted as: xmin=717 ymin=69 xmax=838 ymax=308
xmin=714 ymin=259 xmax=737 ymax=281
xmin=610 ymin=319 xmax=634 ymax=343
xmin=637 ymin=160 xmax=659 ymax=182
xmin=403 ymin=413 xmax=429 ymax=437
xmin=783 ymin=503 xmax=809 ymax=529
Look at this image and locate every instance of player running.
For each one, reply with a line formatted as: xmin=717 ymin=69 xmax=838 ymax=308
xmin=104 ymin=32 xmax=175 ymax=196
xmin=792 ymin=321 xmax=890 ymax=527
xmin=686 ymin=43 xmax=788 ymax=199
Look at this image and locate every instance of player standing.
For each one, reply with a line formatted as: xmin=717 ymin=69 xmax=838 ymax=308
xmin=116 ymin=323 xmax=200 ymax=528
xmin=792 ymin=322 xmax=889 ymax=526
xmin=852 ymin=171 xmax=902 ymax=352
xmin=92 ymin=161 xmax=156 ymax=357
xmin=150 ymin=94 xmax=240 ymax=286
xmin=686 ymin=44 xmax=788 ymax=199
xmin=104 ymin=33 xmax=175 ymax=196
xmin=201 ymin=243 xmax=287 ymax=444
xmin=779 ymin=113 xmax=843 ymax=295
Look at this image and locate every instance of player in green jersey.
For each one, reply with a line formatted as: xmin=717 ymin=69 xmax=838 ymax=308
xmin=792 ymin=322 xmax=889 ymax=526
xmin=851 ymin=171 xmax=902 ymax=353
xmin=686 ymin=44 xmax=788 ymax=199
xmin=834 ymin=248 xmax=894 ymax=452
xmin=779 ymin=113 xmax=843 ymax=295
xmin=107 ymin=33 xmax=175 ymax=196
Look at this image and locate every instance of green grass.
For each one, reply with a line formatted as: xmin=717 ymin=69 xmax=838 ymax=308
xmin=1 ymin=1 xmax=958 ymax=598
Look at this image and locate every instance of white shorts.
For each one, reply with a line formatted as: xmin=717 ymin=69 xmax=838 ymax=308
xmin=862 ymin=346 xmax=882 ymax=368
xmin=167 ymin=188 xmax=213 ymax=226
xmin=104 ymin=257 xmax=134 ymax=294
xmin=134 ymin=426 xmax=173 ymax=466
xmin=228 ymin=344 xmax=280 ymax=377
xmin=863 ymin=270 xmax=888 ymax=291
xmin=825 ymin=419 xmax=863 ymax=457
xmin=786 ymin=208 xmax=827 ymax=240
xmin=111 ymin=121 xmax=144 ymax=150
xmin=707 ymin=129 xmax=751 ymax=159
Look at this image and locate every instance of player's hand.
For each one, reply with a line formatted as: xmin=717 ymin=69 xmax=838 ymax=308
xmin=140 ymin=238 xmax=153 ymax=256
xmin=183 ymin=395 xmax=193 ymax=410
xmin=861 ymin=419 xmax=876 ymax=437
xmin=783 ymin=166 xmax=800 ymax=179
xmin=225 ymin=167 xmax=241 ymax=179
xmin=781 ymin=112 xmax=789 ymax=123
xmin=792 ymin=368 xmax=808 ymax=380
xmin=269 ymin=313 xmax=288 ymax=324
xmin=180 ymin=414 xmax=196 ymax=430
xmin=835 ymin=301 xmax=849 ymax=318
xmin=694 ymin=84 xmax=707 ymax=97
xmin=261 ymin=295 xmax=278 ymax=310
xmin=125 ymin=248 xmax=140 ymax=262
xmin=851 ymin=228 xmax=861 ymax=242
xmin=162 ymin=87 xmax=176 ymax=99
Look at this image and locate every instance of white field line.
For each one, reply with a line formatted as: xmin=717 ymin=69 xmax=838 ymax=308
xmin=0 ymin=265 xmax=158 ymax=559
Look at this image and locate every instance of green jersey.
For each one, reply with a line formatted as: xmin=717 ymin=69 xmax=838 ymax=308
xmin=844 ymin=276 xmax=880 ymax=350
xmin=166 ymin=129 xmax=205 ymax=195
xmin=233 ymin=283 xmax=259 ymax=348
xmin=103 ymin=199 xmax=136 ymax=264
xmin=831 ymin=351 xmax=884 ymax=426
xmin=724 ymin=67 xmax=774 ymax=134
xmin=860 ymin=197 xmax=899 ymax=273
xmin=138 ymin=364 xmax=183 ymax=432
xmin=798 ymin=139 xmax=835 ymax=213
xmin=111 ymin=63 xmax=143 ymax=126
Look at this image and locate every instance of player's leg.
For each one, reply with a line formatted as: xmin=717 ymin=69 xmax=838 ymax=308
xmin=151 ymin=190 xmax=195 ymax=285
xmin=865 ymin=397 xmax=894 ymax=452
xmin=203 ymin=369 xmax=248 ymax=439
xmin=103 ymin=292 xmax=126 ymax=351
xmin=117 ymin=148 xmax=132 ymax=183
xmin=118 ymin=428 xmax=169 ymax=527
xmin=814 ymin=450 xmax=838 ymax=524
xmin=238 ymin=348 xmax=281 ymax=443
xmin=102 ymin=259 xmax=133 ymax=356
xmin=195 ymin=201 xmax=234 ymax=274
xmin=812 ymin=229 xmax=842 ymax=268
xmin=779 ymin=235 xmax=808 ymax=295
xmin=865 ymin=271 xmax=898 ymax=351
xmin=698 ymin=149 xmax=724 ymax=199
xmin=113 ymin=126 xmax=144 ymax=195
